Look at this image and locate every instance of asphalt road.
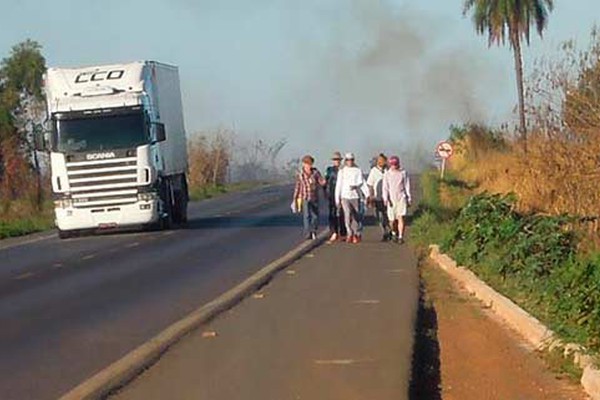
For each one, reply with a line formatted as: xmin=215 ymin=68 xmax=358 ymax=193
xmin=0 ymin=184 xmax=311 ymax=400
xmin=115 ymin=226 xmax=419 ymax=400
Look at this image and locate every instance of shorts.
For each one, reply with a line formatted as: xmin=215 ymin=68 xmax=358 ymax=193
xmin=387 ymin=198 xmax=408 ymax=220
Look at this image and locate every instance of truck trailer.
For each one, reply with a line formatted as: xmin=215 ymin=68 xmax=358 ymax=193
xmin=41 ymin=61 xmax=189 ymax=238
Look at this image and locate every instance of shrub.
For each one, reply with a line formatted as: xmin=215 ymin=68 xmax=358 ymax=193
xmin=428 ymin=191 xmax=599 ymax=351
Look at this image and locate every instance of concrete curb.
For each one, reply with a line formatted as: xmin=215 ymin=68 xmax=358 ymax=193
xmin=60 ymin=231 xmax=329 ymax=400
xmin=429 ymin=245 xmax=600 ymax=400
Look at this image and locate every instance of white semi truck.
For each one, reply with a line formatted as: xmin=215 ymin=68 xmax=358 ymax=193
xmin=40 ymin=61 xmax=189 ymax=238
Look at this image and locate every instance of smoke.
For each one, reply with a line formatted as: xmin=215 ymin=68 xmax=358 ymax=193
xmin=176 ymin=0 xmax=504 ymax=171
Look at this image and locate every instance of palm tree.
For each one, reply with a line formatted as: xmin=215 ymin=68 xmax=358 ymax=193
xmin=463 ymin=0 xmax=553 ymax=148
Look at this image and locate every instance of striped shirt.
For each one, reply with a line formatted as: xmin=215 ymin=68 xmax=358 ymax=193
xmin=294 ymin=168 xmax=324 ymax=202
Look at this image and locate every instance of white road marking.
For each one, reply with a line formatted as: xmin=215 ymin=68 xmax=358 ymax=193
xmin=53 ymin=263 xmax=64 ymax=269
xmin=125 ymin=242 xmax=140 ymax=248
xmin=314 ymin=358 xmax=375 ymax=366
xmin=14 ymin=272 xmax=35 ymax=280
xmin=353 ymin=299 xmax=381 ymax=305
xmin=82 ymin=254 xmax=96 ymax=261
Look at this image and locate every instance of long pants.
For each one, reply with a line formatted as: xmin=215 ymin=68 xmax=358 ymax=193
xmin=328 ymin=200 xmax=347 ymax=237
xmin=341 ymin=198 xmax=362 ymax=237
xmin=302 ymin=200 xmax=319 ymax=237
xmin=373 ymin=200 xmax=390 ymax=236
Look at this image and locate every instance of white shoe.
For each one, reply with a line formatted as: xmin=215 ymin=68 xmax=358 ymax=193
xmin=329 ymin=233 xmax=338 ymax=242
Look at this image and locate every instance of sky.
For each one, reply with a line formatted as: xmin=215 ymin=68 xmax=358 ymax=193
xmin=0 ymin=0 xmax=598 ymax=168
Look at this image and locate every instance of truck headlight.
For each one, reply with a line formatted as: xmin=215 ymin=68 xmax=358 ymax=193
xmin=54 ymin=198 xmax=73 ymax=209
xmin=137 ymin=192 xmax=157 ymax=202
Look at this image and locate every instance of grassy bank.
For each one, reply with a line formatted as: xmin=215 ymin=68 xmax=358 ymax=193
xmin=0 ymin=203 xmax=54 ymax=239
xmin=410 ymin=171 xmax=600 ymax=355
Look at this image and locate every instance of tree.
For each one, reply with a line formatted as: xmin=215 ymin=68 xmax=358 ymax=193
xmin=0 ymin=39 xmax=46 ymax=208
xmin=463 ymin=0 xmax=553 ymax=149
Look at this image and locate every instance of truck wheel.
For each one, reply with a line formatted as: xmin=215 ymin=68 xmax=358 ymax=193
xmin=172 ymin=190 xmax=188 ymax=225
xmin=58 ymin=229 xmax=73 ymax=239
xmin=172 ymin=175 xmax=189 ymax=226
xmin=159 ymin=180 xmax=173 ymax=230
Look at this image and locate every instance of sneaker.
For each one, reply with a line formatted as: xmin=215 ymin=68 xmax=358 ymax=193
xmin=398 ymin=237 xmax=404 ymax=245
xmin=329 ymin=233 xmax=338 ymax=242
xmin=346 ymin=235 xmax=355 ymax=243
xmin=352 ymin=236 xmax=361 ymax=244
xmin=381 ymin=234 xmax=390 ymax=242
xmin=311 ymin=232 xmax=317 ymax=240
xmin=391 ymin=234 xmax=399 ymax=243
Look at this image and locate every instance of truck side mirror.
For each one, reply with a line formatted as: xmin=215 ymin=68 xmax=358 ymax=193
xmin=155 ymin=123 xmax=166 ymax=143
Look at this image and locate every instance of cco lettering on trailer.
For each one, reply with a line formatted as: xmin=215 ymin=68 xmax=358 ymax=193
xmin=75 ymin=69 xmax=125 ymax=84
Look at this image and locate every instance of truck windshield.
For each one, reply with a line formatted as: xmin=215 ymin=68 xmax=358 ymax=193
xmin=53 ymin=112 xmax=148 ymax=153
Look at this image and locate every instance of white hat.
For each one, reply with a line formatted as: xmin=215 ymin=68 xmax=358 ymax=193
xmin=344 ymin=152 xmax=355 ymax=160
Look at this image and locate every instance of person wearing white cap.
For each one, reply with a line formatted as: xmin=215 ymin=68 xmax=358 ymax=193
xmin=335 ymin=153 xmax=369 ymax=244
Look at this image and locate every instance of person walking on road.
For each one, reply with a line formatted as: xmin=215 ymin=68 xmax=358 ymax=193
xmin=293 ymin=155 xmax=326 ymax=240
xmin=382 ymin=155 xmax=411 ymax=244
xmin=325 ymin=152 xmax=347 ymax=242
xmin=335 ymin=153 xmax=369 ymax=244
xmin=367 ymin=153 xmax=390 ymax=242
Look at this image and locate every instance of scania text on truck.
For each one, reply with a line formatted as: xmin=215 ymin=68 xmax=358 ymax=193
xmin=39 ymin=61 xmax=189 ymax=238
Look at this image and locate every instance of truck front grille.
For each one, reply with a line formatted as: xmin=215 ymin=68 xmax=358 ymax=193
xmin=66 ymin=157 xmax=139 ymax=208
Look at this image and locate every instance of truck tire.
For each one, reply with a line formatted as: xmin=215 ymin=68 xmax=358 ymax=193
xmin=58 ymin=229 xmax=74 ymax=239
xmin=172 ymin=175 xmax=189 ymax=225
xmin=159 ymin=179 xmax=173 ymax=230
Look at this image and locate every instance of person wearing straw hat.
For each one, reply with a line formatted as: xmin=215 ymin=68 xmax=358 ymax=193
xmin=382 ymin=155 xmax=411 ymax=244
xmin=325 ymin=151 xmax=347 ymax=242
xmin=293 ymin=155 xmax=326 ymax=240
xmin=335 ymin=152 xmax=369 ymax=244
xmin=367 ymin=153 xmax=390 ymax=242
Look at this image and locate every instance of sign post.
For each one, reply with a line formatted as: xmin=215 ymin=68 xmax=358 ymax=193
xmin=436 ymin=141 xmax=454 ymax=180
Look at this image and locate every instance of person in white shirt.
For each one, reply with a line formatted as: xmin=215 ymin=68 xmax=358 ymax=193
xmin=382 ymin=155 xmax=411 ymax=244
xmin=335 ymin=153 xmax=369 ymax=244
xmin=367 ymin=153 xmax=390 ymax=242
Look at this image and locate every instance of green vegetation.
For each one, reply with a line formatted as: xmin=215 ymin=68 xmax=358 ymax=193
xmin=411 ymin=172 xmax=600 ymax=353
xmin=0 ymin=40 xmax=49 ymax=238
xmin=0 ymin=205 xmax=53 ymax=239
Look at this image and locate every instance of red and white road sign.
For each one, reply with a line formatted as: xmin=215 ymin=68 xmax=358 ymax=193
xmin=436 ymin=141 xmax=454 ymax=159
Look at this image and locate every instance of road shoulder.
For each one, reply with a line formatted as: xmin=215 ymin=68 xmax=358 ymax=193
xmin=414 ymin=260 xmax=587 ymax=400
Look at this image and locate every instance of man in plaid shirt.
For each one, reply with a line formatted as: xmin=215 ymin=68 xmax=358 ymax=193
xmin=293 ymin=155 xmax=326 ymax=240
